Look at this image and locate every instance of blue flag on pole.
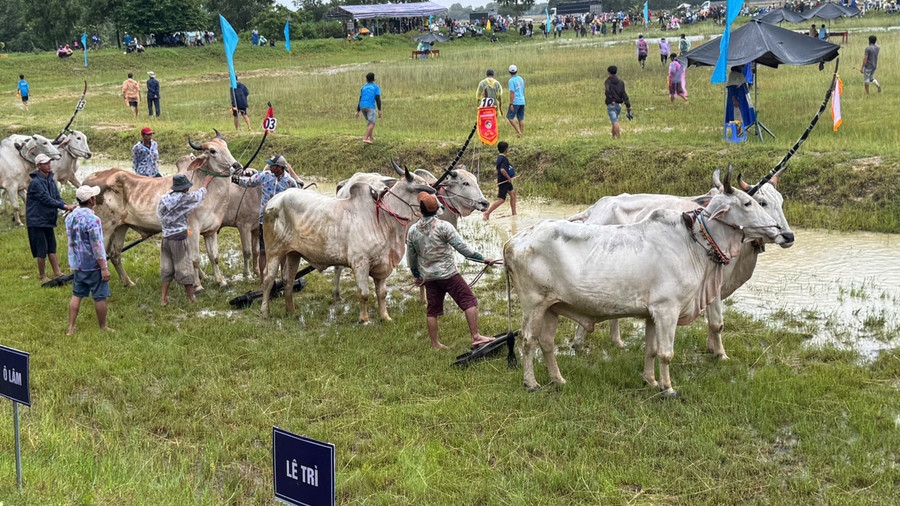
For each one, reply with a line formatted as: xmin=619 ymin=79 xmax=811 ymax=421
xmin=711 ymin=0 xmax=743 ymax=84
xmin=284 ymin=22 xmax=291 ymax=52
xmin=545 ymin=7 xmax=552 ymax=33
xmin=643 ymin=2 xmax=649 ymax=25
xmin=219 ymin=14 xmax=239 ymax=89
xmin=82 ymin=32 xmax=88 ymax=67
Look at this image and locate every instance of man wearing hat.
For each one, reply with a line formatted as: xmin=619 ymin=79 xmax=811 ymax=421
xmin=406 ymin=192 xmax=497 ymax=350
xmin=26 ymin=153 xmax=75 ymax=283
xmin=132 ymin=126 xmax=160 ymax=177
xmin=156 ymin=173 xmax=214 ymax=305
xmin=507 ymin=64 xmax=526 ymax=137
xmin=146 ymin=71 xmax=160 ymax=117
xmin=65 ymin=185 xmax=114 ymax=335
xmin=232 ymin=154 xmax=299 ymax=280
xmin=476 ymin=69 xmax=502 ymax=111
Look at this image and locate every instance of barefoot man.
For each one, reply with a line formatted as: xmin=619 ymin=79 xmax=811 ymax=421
xmin=406 ymin=192 xmax=497 ymax=349
xmin=65 ymin=185 xmax=114 ymax=335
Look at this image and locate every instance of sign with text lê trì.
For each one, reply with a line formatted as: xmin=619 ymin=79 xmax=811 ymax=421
xmin=0 ymin=345 xmax=30 ymax=406
xmin=477 ymin=98 xmax=499 ymax=146
xmin=273 ymin=427 xmax=335 ymax=506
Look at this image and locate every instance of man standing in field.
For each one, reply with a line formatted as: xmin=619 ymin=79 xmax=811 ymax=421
xmin=132 ymin=126 xmax=161 ymax=177
xmin=355 ymin=72 xmax=382 ymax=145
xmin=231 ymin=77 xmax=252 ymax=131
xmin=121 ymin=72 xmax=140 ymax=117
xmin=146 ymin=71 xmax=160 ymax=117
xmin=507 ymin=65 xmax=525 ymax=137
xmin=27 ymin=154 xmax=76 ymax=283
xmin=659 ymin=37 xmax=670 ymax=65
xmin=861 ymin=35 xmax=881 ymax=95
xmin=232 ymin=154 xmax=299 ymax=281
xmin=17 ymin=74 xmax=29 ymax=110
xmin=406 ymin=191 xmax=497 ymax=350
xmin=668 ymin=54 xmax=688 ymax=104
xmin=604 ymin=65 xmax=632 ymax=139
xmin=678 ymin=33 xmax=691 ymax=55
xmin=476 ymin=69 xmax=502 ymax=111
xmin=65 ymin=185 xmax=114 ymax=336
xmin=157 ymin=173 xmax=214 ymax=305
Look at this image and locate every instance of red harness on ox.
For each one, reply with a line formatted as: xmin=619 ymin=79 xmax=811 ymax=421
xmin=437 ymin=187 xmax=460 ymax=216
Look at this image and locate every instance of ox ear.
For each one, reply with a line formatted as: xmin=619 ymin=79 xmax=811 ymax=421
xmin=738 ymin=173 xmax=750 ymax=191
xmin=186 ymin=154 xmax=207 ymax=172
xmin=704 ymin=198 xmax=730 ymax=221
xmin=382 ymin=178 xmax=398 ymax=188
xmin=335 ymin=179 xmax=348 ymax=194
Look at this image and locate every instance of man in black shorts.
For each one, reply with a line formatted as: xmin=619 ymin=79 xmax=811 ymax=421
xmin=231 ymin=77 xmax=252 ymax=131
xmin=483 ymin=141 xmax=517 ymax=220
xmin=26 ymin=154 xmax=75 ymax=282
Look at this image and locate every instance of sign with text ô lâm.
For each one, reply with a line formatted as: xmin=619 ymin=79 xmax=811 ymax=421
xmin=0 ymin=345 xmax=30 ymax=406
xmin=273 ymin=427 xmax=335 ymax=506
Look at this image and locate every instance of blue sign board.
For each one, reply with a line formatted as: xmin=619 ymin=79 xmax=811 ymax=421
xmin=0 ymin=345 xmax=30 ymax=406
xmin=273 ymin=427 xmax=335 ymax=506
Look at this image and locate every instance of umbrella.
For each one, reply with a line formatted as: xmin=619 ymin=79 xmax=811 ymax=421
xmin=413 ymin=32 xmax=450 ymax=43
xmin=680 ymin=20 xmax=840 ymax=140
xmin=682 ymin=19 xmax=839 ymax=69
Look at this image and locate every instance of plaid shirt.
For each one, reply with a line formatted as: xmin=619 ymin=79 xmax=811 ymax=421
xmin=132 ymin=140 xmax=160 ymax=177
xmin=406 ymin=216 xmax=484 ymax=281
xmin=156 ymin=188 xmax=207 ymax=237
xmin=65 ymin=207 xmax=106 ymax=271
xmin=236 ymin=170 xmax=298 ymax=223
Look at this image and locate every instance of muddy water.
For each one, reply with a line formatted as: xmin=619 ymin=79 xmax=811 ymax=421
xmin=75 ymin=156 xmax=178 ymax=181
xmin=459 ymin=198 xmax=900 ymax=361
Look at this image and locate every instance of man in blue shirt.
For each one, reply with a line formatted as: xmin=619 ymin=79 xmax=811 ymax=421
xmin=146 ymin=71 xmax=160 ymax=117
xmin=132 ymin=126 xmax=160 ymax=177
xmin=355 ymin=72 xmax=382 ymax=144
xmin=231 ymin=78 xmax=252 ymax=131
xmin=17 ymin=75 xmax=29 ymax=110
xmin=233 ymin=154 xmax=299 ymax=280
xmin=65 ymin=185 xmax=114 ymax=335
xmin=507 ymin=65 xmax=526 ymax=137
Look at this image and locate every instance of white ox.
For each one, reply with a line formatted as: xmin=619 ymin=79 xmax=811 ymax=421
xmin=504 ymin=169 xmax=790 ymax=396
xmin=0 ymin=134 xmax=62 ymax=225
xmin=177 ymin=155 xmax=262 ymax=280
xmin=568 ymin=167 xmax=794 ymax=359
xmin=260 ymin=162 xmax=436 ymax=324
xmin=51 ymin=130 xmax=92 ymax=188
xmin=83 ymin=132 xmax=242 ymax=290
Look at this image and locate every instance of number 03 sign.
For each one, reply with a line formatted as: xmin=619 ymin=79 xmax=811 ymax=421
xmin=263 ymin=116 xmax=277 ymax=132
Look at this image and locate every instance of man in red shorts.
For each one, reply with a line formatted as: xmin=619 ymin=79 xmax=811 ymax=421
xmin=406 ymin=192 xmax=497 ymax=350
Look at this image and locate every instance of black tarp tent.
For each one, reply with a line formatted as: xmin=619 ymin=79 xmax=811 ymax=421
xmin=413 ymin=32 xmax=450 ymax=43
xmin=754 ymin=4 xmax=860 ymax=24
xmin=680 ymin=20 xmax=840 ymax=139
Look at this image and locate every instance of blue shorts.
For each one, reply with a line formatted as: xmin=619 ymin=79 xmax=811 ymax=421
xmin=73 ymin=269 xmax=110 ymax=301
xmin=607 ymin=103 xmax=622 ymax=123
xmin=507 ymin=104 xmax=525 ymax=121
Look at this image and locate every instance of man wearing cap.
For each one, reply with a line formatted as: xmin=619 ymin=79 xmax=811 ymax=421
xmin=65 ymin=185 xmax=114 ymax=335
xmin=133 ymin=126 xmax=160 ymax=177
xmin=406 ymin=192 xmax=497 ymax=350
xmin=26 ymin=153 xmax=75 ymax=283
xmin=476 ymin=69 xmax=502 ymax=111
xmin=121 ymin=72 xmax=140 ymax=117
xmin=507 ymin=65 xmax=526 ymax=137
xmin=157 ymin=173 xmax=214 ymax=305
xmin=146 ymin=71 xmax=160 ymax=117
xmin=232 ymin=154 xmax=299 ymax=280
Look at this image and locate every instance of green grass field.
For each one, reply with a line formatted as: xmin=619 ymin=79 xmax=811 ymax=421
xmin=0 ymin=15 xmax=899 ymax=504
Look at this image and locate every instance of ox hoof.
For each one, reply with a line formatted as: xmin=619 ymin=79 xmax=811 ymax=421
xmin=659 ymin=387 xmax=678 ymax=399
xmin=524 ymin=382 xmax=541 ymax=393
xmin=642 ymin=375 xmax=658 ymax=388
xmin=357 ymin=320 xmax=371 ymax=326
xmin=612 ymin=338 xmax=625 ymax=349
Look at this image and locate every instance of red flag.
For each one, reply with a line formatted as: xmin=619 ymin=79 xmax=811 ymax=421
xmin=477 ymin=106 xmax=498 ymax=146
xmin=262 ymin=106 xmax=276 ymax=132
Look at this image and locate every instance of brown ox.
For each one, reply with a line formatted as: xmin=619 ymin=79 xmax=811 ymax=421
xmin=83 ymin=132 xmax=242 ymax=290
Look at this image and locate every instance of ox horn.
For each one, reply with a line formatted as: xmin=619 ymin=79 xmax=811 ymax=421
xmin=723 ymin=164 xmax=734 ymax=194
xmin=412 ymin=184 xmax=436 ymax=194
xmin=188 ymin=138 xmax=203 ymax=151
xmin=738 ymin=173 xmax=750 ymax=191
xmin=449 ymin=170 xmax=458 ymax=178
xmin=712 ymin=167 xmax=723 ymax=191
xmin=213 ymin=128 xmax=224 ymax=140
xmin=403 ymin=167 xmax=414 ymax=182
xmin=391 ymin=159 xmax=404 ymax=176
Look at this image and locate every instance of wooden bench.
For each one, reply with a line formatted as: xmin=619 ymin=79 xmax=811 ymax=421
xmin=827 ymin=31 xmax=848 ymax=44
xmin=412 ymin=49 xmax=440 ymax=59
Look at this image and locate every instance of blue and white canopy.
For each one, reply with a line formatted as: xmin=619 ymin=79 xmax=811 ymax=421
xmin=339 ymin=2 xmax=448 ymax=20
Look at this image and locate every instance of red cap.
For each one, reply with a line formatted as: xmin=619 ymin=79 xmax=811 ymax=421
xmin=141 ymin=127 xmax=153 ymax=135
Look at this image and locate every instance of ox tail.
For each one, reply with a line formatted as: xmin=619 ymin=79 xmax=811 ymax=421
xmin=504 ymin=263 xmax=518 ymax=368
